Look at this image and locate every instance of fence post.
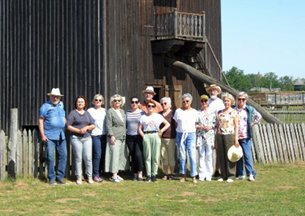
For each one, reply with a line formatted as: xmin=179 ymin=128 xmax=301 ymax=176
xmin=173 ymin=8 xmax=178 ymax=38
xmin=7 ymin=109 xmax=18 ymax=179
xmin=0 ymin=130 xmax=6 ymax=180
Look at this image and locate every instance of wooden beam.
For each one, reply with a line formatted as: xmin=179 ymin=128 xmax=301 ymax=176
xmin=164 ymin=57 xmax=282 ymax=124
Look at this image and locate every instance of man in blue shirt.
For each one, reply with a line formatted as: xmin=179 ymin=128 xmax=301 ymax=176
xmin=39 ymin=88 xmax=67 ymax=185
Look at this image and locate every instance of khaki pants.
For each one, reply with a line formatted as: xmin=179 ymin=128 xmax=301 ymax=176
xmin=160 ymin=138 xmax=176 ymax=167
xmin=143 ymin=133 xmax=161 ymax=176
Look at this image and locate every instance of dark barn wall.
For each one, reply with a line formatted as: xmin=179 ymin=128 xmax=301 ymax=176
xmin=0 ymin=0 xmax=104 ymax=132
xmin=105 ymin=0 xmax=222 ymax=110
xmin=0 ymin=0 xmax=222 ymax=133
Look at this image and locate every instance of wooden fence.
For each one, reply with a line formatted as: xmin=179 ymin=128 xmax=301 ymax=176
xmin=252 ymin=123 xmax=305 ymax=164
xmin=1 ymin=123 xmax=305 ymax=180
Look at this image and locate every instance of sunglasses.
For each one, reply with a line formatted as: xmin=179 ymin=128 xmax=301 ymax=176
xmin=182 ymin=100 xmax=189 ymax=103
xmin=201 ymin=100 xmax=208 ymax=103
xmin=95 ymin=99 xmax=102 ymax=102
xmin=161 ymin=102 xmax=167 ymax=106
xmin=238 ymin=98 xmax=246 ymax=102
xmin=113 ymin=100 xmax=121 ymax=103
xmin=131 ymin=101 xmax=139 ymax=104
xmin=147 ymin=105 xmax=156 ymax=108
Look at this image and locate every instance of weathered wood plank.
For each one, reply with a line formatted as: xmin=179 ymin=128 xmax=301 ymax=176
xmin=284 ymin=124 xmax=295 ymax=163
xmin=0 ymin=130 xmax=6 ymax=180
xmin=28 ymin=130 xmax=32 ymax=177
xmin=297 ymin=124 xmax=305 ymax=160
xmin=16 ymin=130 xmax=22 ymax=176
xmin=294 ymin=124 xmax=304 ymax=160
xmin=290 ymin=123 xmax=300 ymax=161
xmin=278 ymin=124 xmax=289 ymax=163
xmin=23 ymin=129 xmax=28 ymax=176
xmin=262 ymin=124 xmax=271 ymax=163
xmin=8 ymin=108 xmax=18 ymax=179
xmin=267 ymin=124 xmax=277 ymax=163
xmin=273 ymin=124 xmax=284 ymax=163
xmin=33 ymin=129 xmax=38 ymax=178
xmin=252 ymin=124 xmax=263 ymax=163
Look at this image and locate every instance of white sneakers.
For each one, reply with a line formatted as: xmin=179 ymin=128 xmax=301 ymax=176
xmin=248 ymin=174 xmax=255 ymax=181
xmin=227 ymin=179 xmax=234 ymax=183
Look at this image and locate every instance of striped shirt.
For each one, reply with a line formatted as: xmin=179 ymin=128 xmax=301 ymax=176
xmin=126 ymin=110 xmax=146 ymax=135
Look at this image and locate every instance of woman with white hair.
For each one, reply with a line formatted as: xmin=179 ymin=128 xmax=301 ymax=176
xmin=159 ymin=97 xmax=177 ymax=180
xmin=105 ymin=94 xmax=129 ymax=183
xmin=234 ymin=92 xmax=261 ymax=181
xmin=216 ymin=93 xmax=240 ymax=183
xmin=173 ymin=93 xmax=199 ymax=183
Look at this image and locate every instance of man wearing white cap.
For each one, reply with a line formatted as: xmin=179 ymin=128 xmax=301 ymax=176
xmin=205 ymin=84 xmax=224 ymax=178
xmin=39 ymin=88 xmax=67 ymax=185
xmin=139 ymin=86 xmax=163 ymax=113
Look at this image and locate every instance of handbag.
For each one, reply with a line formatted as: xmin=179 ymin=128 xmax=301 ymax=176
xmin=40 ymin=141 xmax=48 ymax=163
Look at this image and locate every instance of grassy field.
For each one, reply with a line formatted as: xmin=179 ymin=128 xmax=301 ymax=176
xmin=0 ymin=163 xmax=304 ymax=215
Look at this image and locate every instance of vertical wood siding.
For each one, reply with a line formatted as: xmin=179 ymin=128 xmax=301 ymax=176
xmin=0 ymin=0 xmax=222 ymax=133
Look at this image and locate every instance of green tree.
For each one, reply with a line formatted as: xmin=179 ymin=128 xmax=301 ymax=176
xmin=260 ymin=72 xmax=280 ymax=89
xmin=279 ymin=76 xmax=294 ymax=91
xmin=224 ymin=67 xmax=252 ymax=91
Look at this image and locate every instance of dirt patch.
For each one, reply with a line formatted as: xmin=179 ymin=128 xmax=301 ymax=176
xmin=180 ymin=191 xmax=195 ymax=196
xmin=53 ymin=209 xmax=78 ymax=214
xmin=178 ymin=199 xmax=188 ymax=202
xmin=84 ymin=192 xmax=96 ymax=197
xmin=0 ymin=209 xmax=26 ymax=214
xmin=55 ymin=198 xmax=81 ymax=203
xmin=278 ymin=186 xmax=298 ymax=190
xmin=15 ymin=182 xmax=30 ymax=189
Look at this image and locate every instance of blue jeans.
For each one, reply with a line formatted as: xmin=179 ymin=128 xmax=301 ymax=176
xmin=236 ymin=138 xmax=255 ymax=177
xmin=71 ymin=135 xmax=93 ymax=179
xmin=176 ymin=132 xmax=197 ymax=177
xmin=47 ymin=139 xmax=67 ymax=181
xmin=92 ymin=135 xmax=106 ymax=177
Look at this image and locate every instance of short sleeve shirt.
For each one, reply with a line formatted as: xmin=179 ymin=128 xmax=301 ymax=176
xmin=87 ymin=107 xmax=107 ymax=136
xmin=173 ymin=108 xmax=199 ymax=133
xmin=67 ymin=110 xmax=95 ymax=137
xmin=217 ymin=109 xmax=238 ymax=135
xmin=39 ymin=100 xmax=66 ymax=140
xmin=140 ymin=113 xmax=164 ymax=132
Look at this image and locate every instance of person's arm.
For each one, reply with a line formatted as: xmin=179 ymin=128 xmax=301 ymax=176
xmin=234 ymin=113 xmax=240 ymax=147
xmin=159 ymin=119 xmax=170 ymax=137
xmin=139 ymin=123 xmax=145 ymax=138
xmin=38 ymin=117 xmax=48 ymax=141
xmin=251 ymin=108 xmax=262 ymax=127
xmin=106 ymin=110 xmax=116 ymax=145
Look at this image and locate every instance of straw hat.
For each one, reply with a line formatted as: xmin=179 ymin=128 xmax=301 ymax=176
xmin=205 ymin=84 xmax=222 ymax=94
xmin=227 ymin=145 xmax=243 ymax=162
xmin=47 ymin=88 xmax=63 ymax=96
xmin=142 ymin=86 xmax=156 ymax=95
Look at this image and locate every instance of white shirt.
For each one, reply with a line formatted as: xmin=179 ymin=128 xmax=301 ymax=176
xmin=208 ymin=98 xmax=225 ymax=114
xmin=173 ymin=108 xmax=199 ymax=133
xmin=140 ymin=114 xmax=164 ymax=132
xmin=87 ymin=107 xmax=107 ymax=136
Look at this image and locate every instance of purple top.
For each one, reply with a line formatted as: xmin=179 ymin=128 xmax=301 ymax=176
xmin=67 ymin=110 xmax=94 ymax=137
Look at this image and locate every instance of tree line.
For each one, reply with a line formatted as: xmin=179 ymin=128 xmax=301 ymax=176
xmin=223 ymin=67 xmax=305 ymax=92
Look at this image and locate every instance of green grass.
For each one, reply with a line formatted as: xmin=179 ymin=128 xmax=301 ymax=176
xmin=0 ymin=163 xmax=305 ymax=215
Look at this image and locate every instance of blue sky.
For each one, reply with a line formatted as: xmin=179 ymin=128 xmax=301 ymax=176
xmin=221 ymin=0 xmax=305 ymax=79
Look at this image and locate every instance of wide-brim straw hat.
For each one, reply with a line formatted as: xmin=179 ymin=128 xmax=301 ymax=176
xmin=47 ymin=88 xmax=63 ymax=96
xmin=227 ymin=145 xmax=243 ymax=162
xmin=205 ymin=84 xmax=222 ymax=94
xmin=142 ymin=86 xmax=156 ymax=95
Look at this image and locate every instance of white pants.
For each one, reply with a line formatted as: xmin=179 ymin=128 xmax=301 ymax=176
xmin=198 ymin=145 xmax=213 ymax=179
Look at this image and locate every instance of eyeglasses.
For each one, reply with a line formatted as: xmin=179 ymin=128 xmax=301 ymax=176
xmin=201 ymin=100 xmax=208 ymax=103
xmin=147 ymin=105 xmax=155 ymax=108
xmin=131 ymin=101 xmax=139 ymax=104
xmin=161 ymin=102 xmax=167 ymax=106
xmin=113 ymin=100 xmax=121 ymax=103
xmin=182 ymin=100 xmax=189 ymax=103
xmin=238 ymin=98 xmax=246 ymax=102
xmin=95 ymin=99 xmax=102 ymax=102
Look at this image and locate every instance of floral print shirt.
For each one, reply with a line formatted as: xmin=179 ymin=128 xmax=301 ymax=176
xmin=196 ymin=108 xmax=216 ymax=147
xmin=217 ymin=109 xmax=238 ymax=135
xmin=234 ymin=105 xmax=262 ymax=139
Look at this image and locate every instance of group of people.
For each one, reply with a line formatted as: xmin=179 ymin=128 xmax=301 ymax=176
xmin=39 ymin=84 xmax=261 ymax=185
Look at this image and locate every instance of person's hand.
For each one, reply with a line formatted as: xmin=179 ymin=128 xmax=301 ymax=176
xmin=158 ymin=130 xmax=163 ymax=138
xmin=80 ymin=127 xmax=87 ymax=134
xmin=41 ymin=134 xmax=48 ymax=142
xmin=234 ymin=141 xmax=240 ymax=148
xmin=110 ymin=136 xmax=116 ymax=145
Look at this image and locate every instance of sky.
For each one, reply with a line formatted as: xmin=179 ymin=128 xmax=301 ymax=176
xmin=221 ymin=0 xmax=305 ymax=79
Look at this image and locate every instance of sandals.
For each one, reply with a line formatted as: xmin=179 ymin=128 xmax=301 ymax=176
xmin=170 ymin=174 xmax=176 ymax=180
xmin=180 ymin=178 xmax=186 ymax=182
xmin=162 ymin=174 xmax=168 ymax=180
